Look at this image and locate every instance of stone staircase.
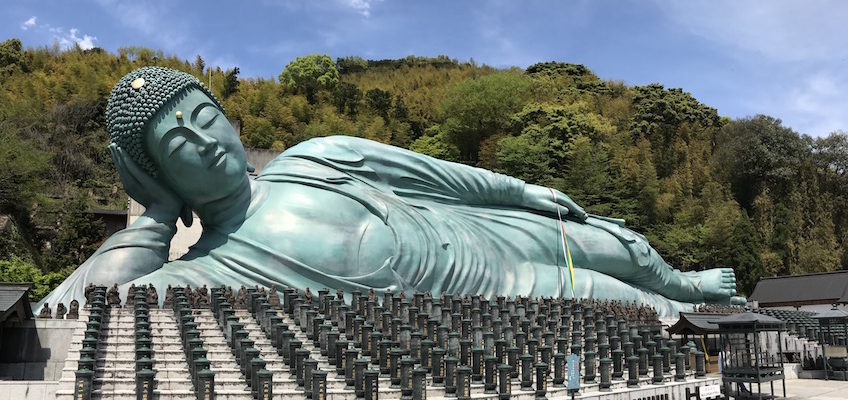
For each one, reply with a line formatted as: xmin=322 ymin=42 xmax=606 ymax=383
xmin=192 ymin=309 xmax=252 ymax=399
xmin=232 ymin=309 xmax=391 ymax=398
xmin=50 ymin=286 xmax=721 ymax=400
xmin=56 ymin=308 xmax=201 ymax=400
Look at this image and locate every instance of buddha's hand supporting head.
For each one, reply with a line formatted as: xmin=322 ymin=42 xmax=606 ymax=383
xmin=108 ymin=143 xmax=188 ymax=224
xmin=107 ymin=67 xmax=249 ymax=219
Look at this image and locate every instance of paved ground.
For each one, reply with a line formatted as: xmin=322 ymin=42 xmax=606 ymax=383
xmin=783 ymin=379 xmax=848 ymax=399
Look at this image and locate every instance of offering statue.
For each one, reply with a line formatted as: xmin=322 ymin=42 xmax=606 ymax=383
xmin=38 ymin=67 xmax=743 ymax=316
xmin=67 ymin=300 xmax=79 ymax=319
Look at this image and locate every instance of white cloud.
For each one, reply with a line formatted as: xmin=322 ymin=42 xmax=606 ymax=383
xmin=655 ymin=1 xmax=848 ymax=136
xmin=738 ymin=68 xmax=848 ymax=136
xmin=18 ymin=16 xmax=97 ymax=50
xmin=263 ymin=0 xmax=383 ymax=17
xmin=470 ymin=3 xmax=536 ymax=68
xmin=69 ymin=28 xmax=96 ymax=50
xmin=787 ymin=71 xmax=848 ymax=136
xmin=21 ymin=16 xmax=36 ymax=30
xmin=91 ymin=0 xmax=185 ymax=50
xmin=656 ymin=1 xmax=848 ymax=62
xmin=342 ymin=0 xmax=382 ymax=17
xmin=50 ymin=27 xmax=97 ymax=50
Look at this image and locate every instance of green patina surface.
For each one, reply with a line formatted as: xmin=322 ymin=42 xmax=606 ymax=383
xmin=39 ymin=67 xmax=743 ymax=316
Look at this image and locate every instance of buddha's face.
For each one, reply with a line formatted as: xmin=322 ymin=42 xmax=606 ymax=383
xmin=144 ymin=87 xmax=248 ymax=204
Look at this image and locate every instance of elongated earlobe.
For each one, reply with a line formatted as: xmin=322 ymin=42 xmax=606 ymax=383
xmin=247 ymin=162 xmax=256 ymax=173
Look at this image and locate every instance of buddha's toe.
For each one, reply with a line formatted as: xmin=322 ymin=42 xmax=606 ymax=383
xmin=697 ymin=268 xmax=738 ymax=300
xmin=730 ymin=296 xmax=747 ymax=306
xmin=721 ymin=275 xmax=737 ymax=289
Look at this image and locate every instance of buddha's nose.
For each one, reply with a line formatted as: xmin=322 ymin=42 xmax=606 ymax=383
xmin=197 ymin=133 xmax=218 ymax=154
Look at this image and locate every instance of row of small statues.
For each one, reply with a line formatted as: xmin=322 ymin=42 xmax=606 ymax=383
xmin=186 ymin=284 xmax=283 ymax=309
xmin=575 ymin=298 xmax=661 ymax=324
xmin=39 ymin=282 xmax=731 ymax=324
xmin=100 ymin=282 xmax=285 ymax=311
xmin=37 ymin=299 xmax=80 ymax=319
xmin=693 ymin=304 xmax=745 ymax=314
xmin=104 ymin=283 xmax=158 ymax=307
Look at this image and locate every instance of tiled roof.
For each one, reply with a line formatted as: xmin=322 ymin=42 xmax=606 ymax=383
xmin=749 ymin=270 xmax=848 ymax=306
xmin=0 ymin=283 xmax=33 ymax=322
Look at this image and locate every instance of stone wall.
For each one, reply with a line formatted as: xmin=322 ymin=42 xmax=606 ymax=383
xmin=0 ymin=319 xmax=82 ymax=381
xmin=0 ymin=381 xmax=58 ymax=400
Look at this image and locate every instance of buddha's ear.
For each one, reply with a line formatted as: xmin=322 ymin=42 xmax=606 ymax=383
xmin=180 ymin=204 xmax=193 ymax=227
xmin=246 ymin=162 xmax=256 ymax=173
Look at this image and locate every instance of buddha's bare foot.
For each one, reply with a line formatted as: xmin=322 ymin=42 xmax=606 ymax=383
xmin=685 ymin=267 xmax=737 ymax=302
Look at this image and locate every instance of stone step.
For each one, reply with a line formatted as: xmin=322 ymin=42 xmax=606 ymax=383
xmin=93 ymin=376 xmax=193 ymax=391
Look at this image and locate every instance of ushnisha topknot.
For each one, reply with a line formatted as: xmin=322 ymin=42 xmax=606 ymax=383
xmin=106 ymin=66 xmax=224 ymax=177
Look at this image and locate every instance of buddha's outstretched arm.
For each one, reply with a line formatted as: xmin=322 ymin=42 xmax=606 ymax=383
xmin=38 ymin=145 xmax=183 ymax=310
xmin=36 ymin=210 xmax=176 ymax=310
xmin=276 ymin=136 xmax=587 ymax=220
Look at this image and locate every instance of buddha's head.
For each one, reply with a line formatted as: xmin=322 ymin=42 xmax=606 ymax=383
xmin=107 ymin=67 xmax=248 ymax=205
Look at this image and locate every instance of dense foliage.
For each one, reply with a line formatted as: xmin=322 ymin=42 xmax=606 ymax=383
xmin=2 ymin=38 xmax=847 ymax=301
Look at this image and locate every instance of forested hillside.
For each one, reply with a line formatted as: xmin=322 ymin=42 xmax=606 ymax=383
xmin=2 ymin=38 xmax=847 ymax=300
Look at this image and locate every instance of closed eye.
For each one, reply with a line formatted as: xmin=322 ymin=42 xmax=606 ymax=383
xmin=198 ymin=108 xmax=219 ymax=129
xmin=168 ymin=137 xmax=187 ymax=155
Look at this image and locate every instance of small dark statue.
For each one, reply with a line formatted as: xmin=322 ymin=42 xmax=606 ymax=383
xmin=235 ymin=285 xmax=248 ymax=309
xmin=38 ymin=303 xmax=52 ymax=319
xmin=67 ymin=300 xmax=79 ymax=320
xmin=147 ymin=284 xmax=159 ymax=308
xmin=84 ymin=283 xmax=95 ymax=307
xmin=268 ymin=286 xmax=281 ymax=308
xmin=107 ymin=283 xmax=122 ymax=308
xmin=124 ymin=284 xmax=136 ymax=307
xmin=163 ymin=285 xmax=174 ymax=308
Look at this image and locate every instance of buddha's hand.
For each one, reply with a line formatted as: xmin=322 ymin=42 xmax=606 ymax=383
xmin=109 ymin=144 xmax=183 ymax=222
xmin=521 ymin=184 xmax=588 ymax=222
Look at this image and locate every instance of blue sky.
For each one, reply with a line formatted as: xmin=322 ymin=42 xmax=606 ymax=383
xmin=5 ymin=0 xmax=848 ymax=137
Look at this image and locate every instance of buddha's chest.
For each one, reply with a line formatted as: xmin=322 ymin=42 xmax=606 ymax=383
xmin=237 ymin=184 xmax=395 ymax=276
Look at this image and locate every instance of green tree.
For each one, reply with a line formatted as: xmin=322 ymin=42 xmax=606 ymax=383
xmin=366 ymin=88 xmax=392 ymax=121
xmin=495 ymin=134 xmax=552 ymax=184
xmin=336 ymin=56 xmax=368 ymax=74
xmin=630 ymin=84 xmax=721 ymax=178
xmin=193 ymin=55 xmax=205 ymax=74
xmin=526 ymin=62 xmax=595 ymax=78
xmin=0 ymin=128 xmax=51 ymax=215
xmin=813 ymin=131 xmax=848 ymax=193
xmin=45 ymin=195 xmax=106 ymax=272
xmin=727 ymin=212 xmax=765 ymax=295
xmin=0 ymin=38 xmax=26 ymax=74
xmin=0 ymin=257 xmax=74 ymax=302
xmin=331 ymin=82 xmax=363 ymax=116
xmin=562 ymin=135 xmax=617 ymax=215
xmin=438 ymin=71 xmax=532 ymax=163
xmin=409 ymin=130 xmax=461 ymax=162
xmin=279 ymin=54 xmax=339 ymax=104
xmin=242 ymin=116 xmax=277 ymax=149
xmin=507 ymin=103 xmax=613 ymax=173
xmin=222 ymin=67 xmax=240 ymax=99
xmin=713 ymin=115 xmax=807 ymax=211
xmin=393 ymin=95 xmax=409 ymax=121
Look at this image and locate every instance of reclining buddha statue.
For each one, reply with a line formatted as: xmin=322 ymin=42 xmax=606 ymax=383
xmin=39 ymin=67 xmax=743 ymax=316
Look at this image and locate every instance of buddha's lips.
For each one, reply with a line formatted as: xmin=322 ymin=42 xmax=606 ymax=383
xmin=208 ymin=150 xmax=226 ymax=168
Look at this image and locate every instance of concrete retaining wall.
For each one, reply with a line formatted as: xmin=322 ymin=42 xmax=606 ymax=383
xmin=0 ymin=381 xmax=57 ymax=400
xmin=0 ymin=319 xmax=82 ymax=381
